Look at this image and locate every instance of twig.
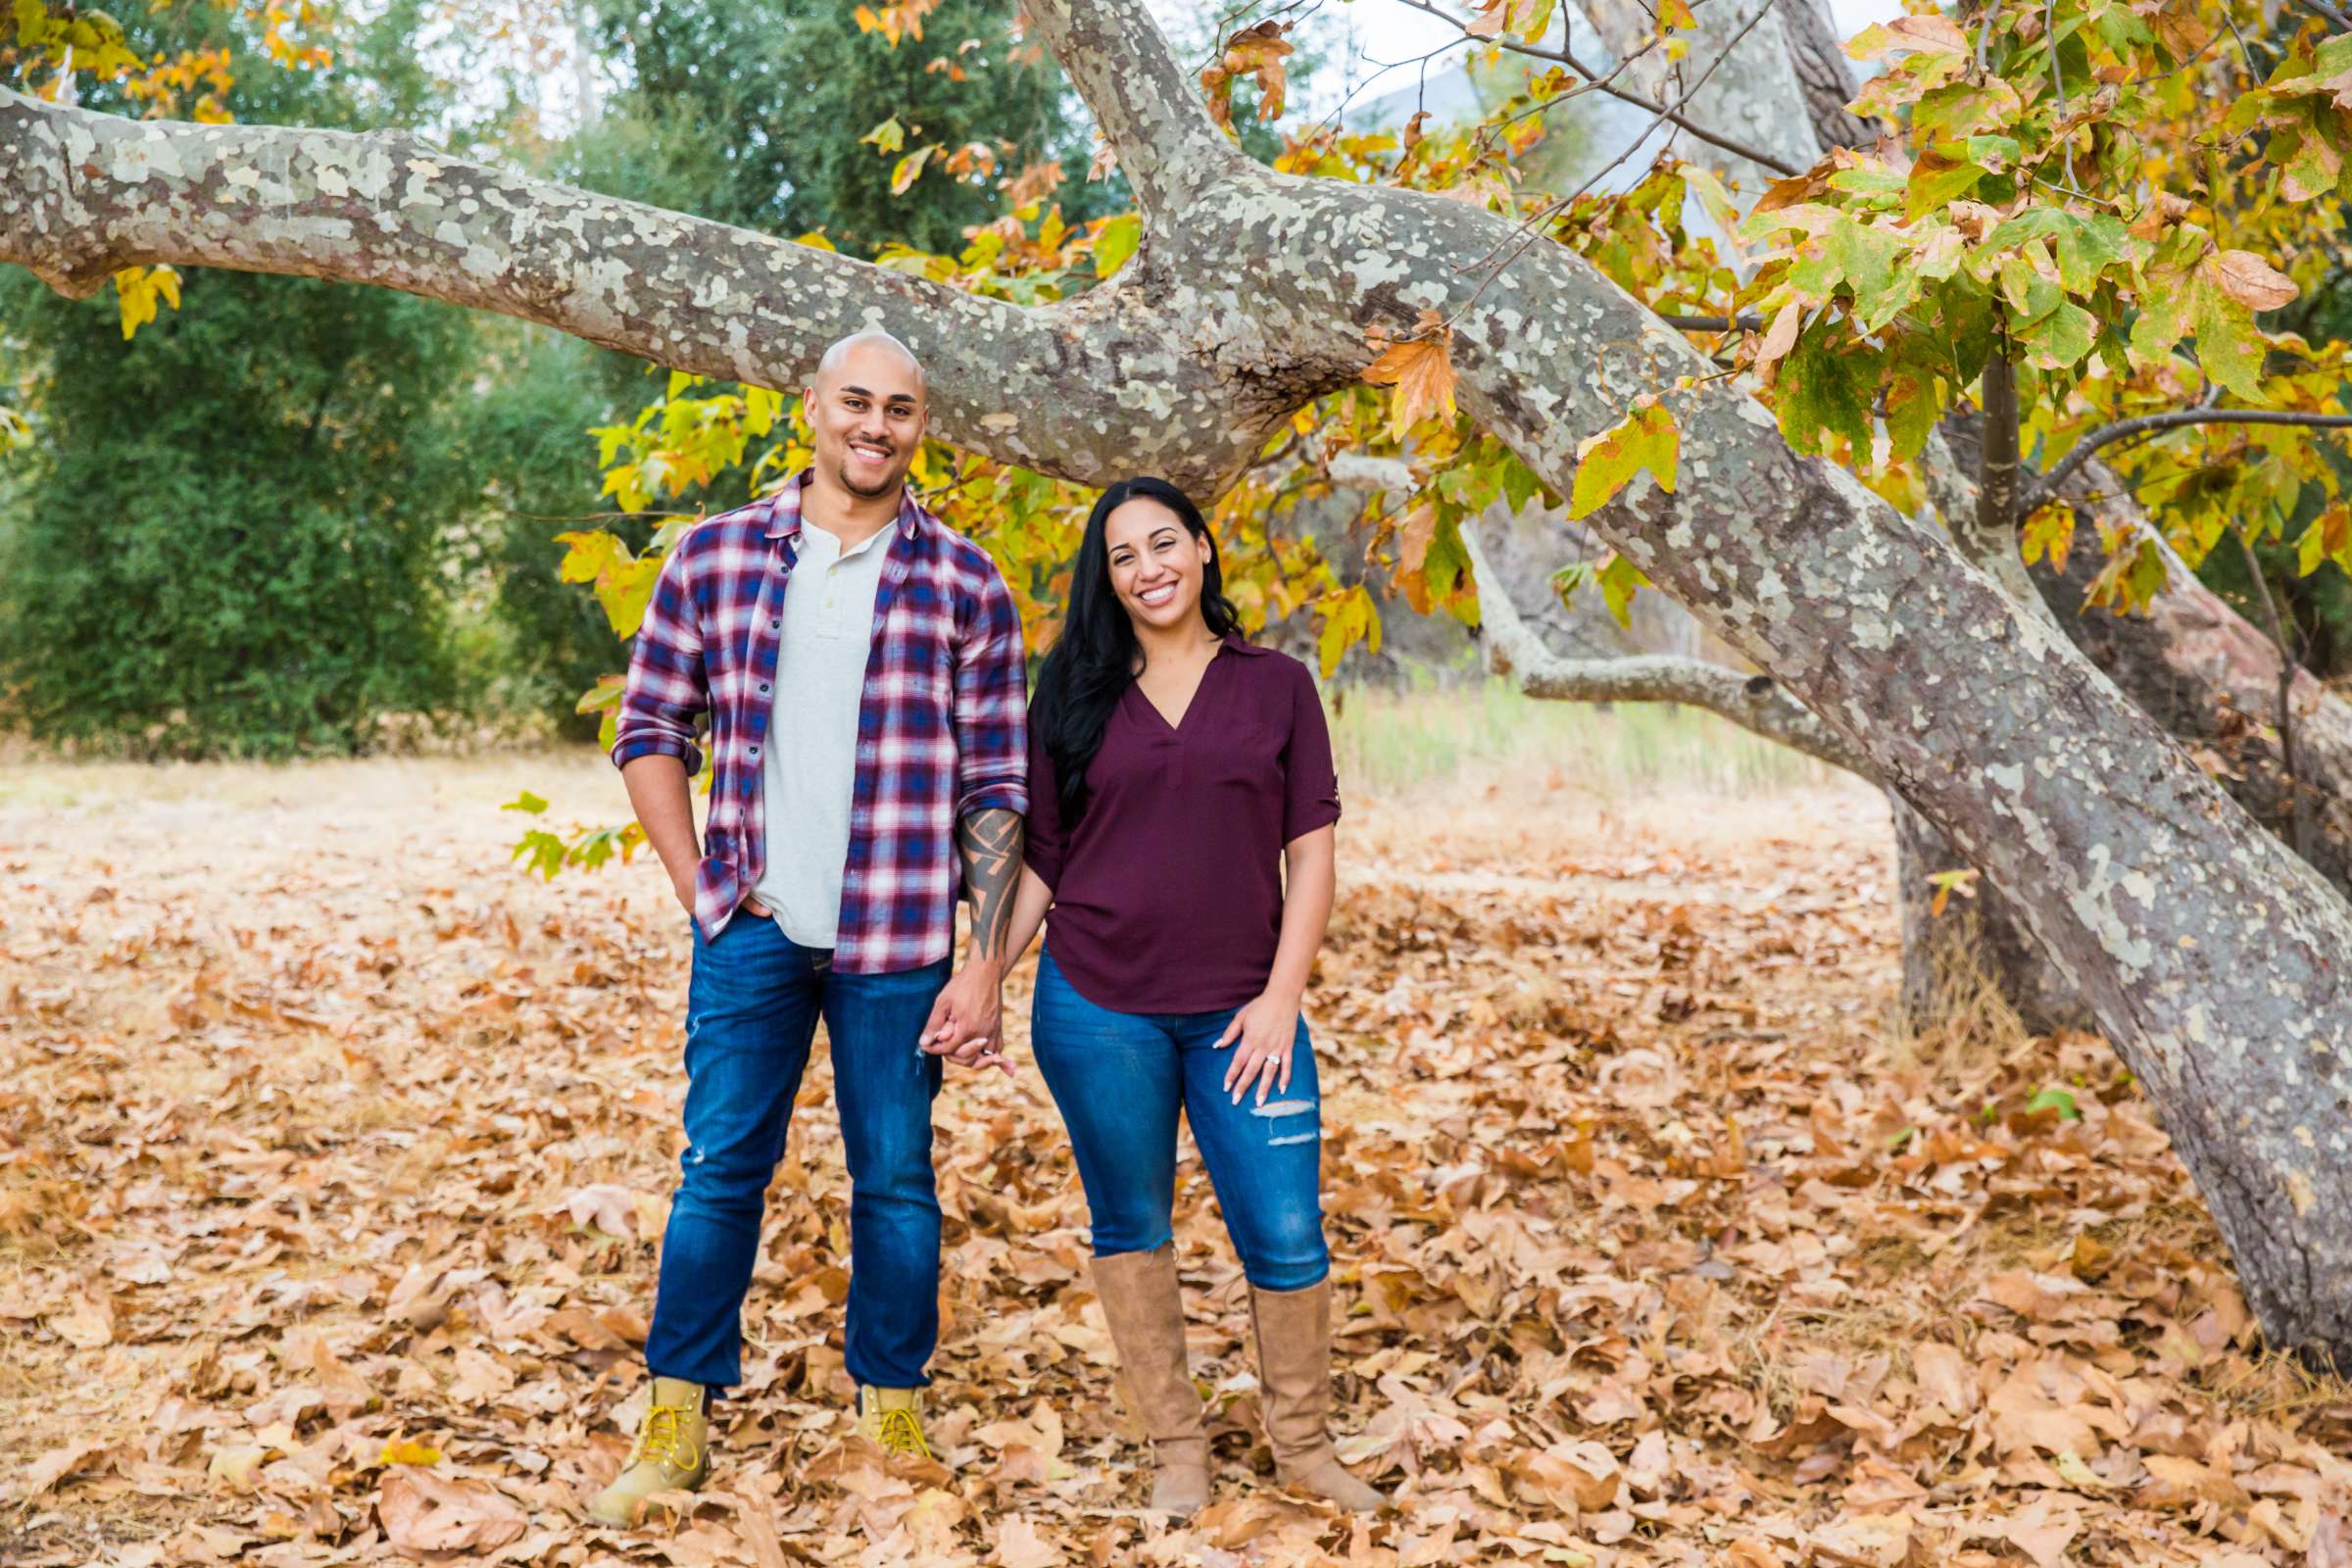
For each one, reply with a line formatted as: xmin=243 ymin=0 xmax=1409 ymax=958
xmin=1387 ymin=0 xmax=1805 ymax=177
xmin=2025 ymin=408 xmax=2352 ymax=510
xmin=1654 ymin=311 xmax=1764 ymax=330
xmin=2294 ymin=0 xmax=2352 ymax=32
xmin=2238 ymin=519 xmax=2313 ymax=861
xmin=2046 ymin=0 xmax=2079 ymax=192
xmin=1446 ymin=0 xmax=1783 ymax=320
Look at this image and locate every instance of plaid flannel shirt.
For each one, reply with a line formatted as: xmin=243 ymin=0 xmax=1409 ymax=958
xmin=610 ymin=471 xmax=1028 ymax=971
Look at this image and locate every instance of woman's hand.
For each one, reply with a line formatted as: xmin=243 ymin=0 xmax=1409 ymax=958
xmin=1216 ymin=988 xmax=1300 ymax=1105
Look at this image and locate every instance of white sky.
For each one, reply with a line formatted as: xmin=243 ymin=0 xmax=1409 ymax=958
xmin=1151 ymin=0 xmax=1906 ymax=121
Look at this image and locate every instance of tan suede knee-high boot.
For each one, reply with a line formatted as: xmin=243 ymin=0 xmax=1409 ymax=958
xmin=1248 ymin=1278 xmax=1388 ymax=1512
xmin=1092 ymin=1245 xmax=1212 ymax=1516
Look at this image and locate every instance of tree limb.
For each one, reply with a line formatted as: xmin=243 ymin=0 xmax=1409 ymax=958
xmin=2025 ymin=408 xmax=2352 ymax=512
xmin=1457 ymin=520 xmax=1875 ymax=778
xmin=0 ymin=85 xmax=1291 ymax=496
xmin=1020 ymin=0 xmax=1254 ymax=228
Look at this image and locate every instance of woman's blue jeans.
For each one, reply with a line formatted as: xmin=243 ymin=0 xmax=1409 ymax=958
xmin=643 ymin=913 xmax=949 ymax=1391
xmin=1028 ymin=947 xmax=1331 ymax=1291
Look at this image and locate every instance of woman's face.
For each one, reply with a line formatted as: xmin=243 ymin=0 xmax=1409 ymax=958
xmin=1103 ymin=497 xmax=1212 ymax=636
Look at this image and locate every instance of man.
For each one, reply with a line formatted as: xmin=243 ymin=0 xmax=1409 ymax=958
xmin=588 ymin=332 xmax=1026 ymax=1527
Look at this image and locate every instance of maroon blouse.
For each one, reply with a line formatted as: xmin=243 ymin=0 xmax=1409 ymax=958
xmin=1023 ymin=634 xmax=1342 ymax=1013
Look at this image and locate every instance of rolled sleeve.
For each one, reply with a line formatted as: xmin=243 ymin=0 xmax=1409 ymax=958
xmin=1281 ymin=659 xmax=1342 ymax=845
xmin=954 ymin=564 xmax=1030 ymax=819
xmin=609 ymin=542 xmax=710 ymax=776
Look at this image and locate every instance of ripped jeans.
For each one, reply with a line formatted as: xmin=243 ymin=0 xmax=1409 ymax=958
xmin=643 ymin=913 xmax=949 ymax=1392
xmin=1028 ymin=947 xmax=1330 ymax=1291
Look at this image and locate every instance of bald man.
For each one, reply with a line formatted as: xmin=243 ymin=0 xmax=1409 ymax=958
xmin=590 ymin=332 xmax=1028 ymax=1524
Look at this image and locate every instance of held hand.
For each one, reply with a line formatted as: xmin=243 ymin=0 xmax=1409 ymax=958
xmin=920 ymin=962 xmax=1008 ymax=1074
xmin=956 ymin=1030 xmax=1017 ymax=1078
xmin=1215 ymin=990 xmax=1300 ymax=1105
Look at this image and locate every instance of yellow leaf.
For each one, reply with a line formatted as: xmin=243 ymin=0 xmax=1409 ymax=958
xmin=1362 ymin=321 xmax=1458 ymax=441
xmin=379 ymin=1437 xmax=442 ymax=1467
xmin=891 ymin=145 xmax=935 ymax=197
xmin=1569 ymin=398 xmax=1681 ymax=519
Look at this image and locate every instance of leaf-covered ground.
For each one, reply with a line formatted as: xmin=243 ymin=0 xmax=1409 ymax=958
xmin=4 ymin=753 xmax=2348 ymax=1567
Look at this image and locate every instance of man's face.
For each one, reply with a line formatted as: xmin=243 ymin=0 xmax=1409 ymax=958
xmin=805 ymin=344 xmax=926 ymax=500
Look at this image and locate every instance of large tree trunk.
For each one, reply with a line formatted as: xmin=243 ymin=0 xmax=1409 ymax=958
xmin=1890 ymin=799 xmax=2095 ymax=1036
xmin=9 ymin=0 xmax=2352 ymax=1359
xmin=1932 ymin=411 xmax=2352 ymax=901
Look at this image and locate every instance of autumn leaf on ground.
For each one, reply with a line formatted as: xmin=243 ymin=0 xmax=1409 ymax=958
xmin=377 ymin=1470 xmax=527 ymax=1558
xmin=378 ymin=1436 xmax=442 ymax=1466
xmin=1569 ymin=396 xmax=1680 ymax=518
xmin=1362 ymin=312 xmax=1458 ymax=440
xmin=991 ymin=1513 xmax=1064 ymax=1568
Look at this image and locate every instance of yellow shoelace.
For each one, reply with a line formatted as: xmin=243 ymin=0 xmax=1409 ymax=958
xmin=873 ymin=1407 xmax=931 ymax=1459
xmin=639 ymin=1401 xmax=702 ymax=1472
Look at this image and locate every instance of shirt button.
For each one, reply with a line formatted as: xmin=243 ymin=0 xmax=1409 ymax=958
xmin=749 ymin=745 xmax=760 ymax=758
xmin=759 ymin=683 xmax=769 ymax=694
xmin=770 ymin=618 xmax=780 ymax=630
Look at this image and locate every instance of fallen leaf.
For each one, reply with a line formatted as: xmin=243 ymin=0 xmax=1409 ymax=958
xmin=377 ymin=1470 xmax=528 ymax=1559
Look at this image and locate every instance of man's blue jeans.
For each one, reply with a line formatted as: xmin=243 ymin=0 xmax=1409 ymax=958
xmin=1027 ymin=947 xmax=1330 ymax=1290
xmin=643 ymin=913 xmax=949 ymax=1391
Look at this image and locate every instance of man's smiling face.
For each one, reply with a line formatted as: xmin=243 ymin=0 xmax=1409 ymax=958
xmin=805 ymin=336 xmax=927 ymax=501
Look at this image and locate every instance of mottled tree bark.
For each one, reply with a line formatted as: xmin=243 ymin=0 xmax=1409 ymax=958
xmin=1935 ymin=411 xmax=2352 ymax=902
xmin=8 ymin=0 xmax=2352 ymax=1361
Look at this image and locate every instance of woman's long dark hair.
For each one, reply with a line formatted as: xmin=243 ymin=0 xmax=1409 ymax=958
xmin=1032 ymin=477 xmax=1242 ymax=822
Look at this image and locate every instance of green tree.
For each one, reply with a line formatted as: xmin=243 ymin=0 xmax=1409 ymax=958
xmin=0 ymin=0 xmax=482 ymax=758
xmin=577 ymin=0 xmax=1108 ymax=255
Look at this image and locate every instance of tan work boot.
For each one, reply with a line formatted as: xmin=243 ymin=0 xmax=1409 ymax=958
xmin=1093 ymin=1244 xmax=1212 ymax=1517
xmin=586 ymin=1377 xmax=710 ymax=1527
xmin=1248 ymin=1279 xmax=1389 ymax=1512
xmin=855 ymin=1385 xmax=932 ymax=1459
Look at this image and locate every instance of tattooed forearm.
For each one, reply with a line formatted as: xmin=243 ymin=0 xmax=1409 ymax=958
xmin=956 ymin=807 xmax=1024 ymax=965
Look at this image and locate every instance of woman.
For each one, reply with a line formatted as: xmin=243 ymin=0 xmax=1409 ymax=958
xmin=997 ymin=476 xmax=1386 ymax=1517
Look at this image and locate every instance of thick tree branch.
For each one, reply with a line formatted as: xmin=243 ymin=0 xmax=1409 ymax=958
xmin=2025 ymin=408 xmax=2352 ymax=512
xmin=1019 ymin=0 xmax=1254 ymax=228
xmin=0 ymin=85 xmax=1291 ymax=496
xmin=1458 ymin=521 xmax=1874 ymax=777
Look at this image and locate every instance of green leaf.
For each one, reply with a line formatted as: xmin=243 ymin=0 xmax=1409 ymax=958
xmin=1827 ymin=218 xmax=1917 ymax=331
xmin=1777 ymin=321 xmax=1876 ymax=456
xmin=502 ymin=790 xmax=550 ymax=815
xmin=2190 ymin=276 xmax=2265 ymax=401
xmin=1596 ymin=553 xmax=1647 ymax=629
xmin=2018 ymin=298 xmax=2095 ymax=368
xmin=1569 ymin=398 xmax=1680 ymax=519
xmin=1552 ymin=560 xmax=1593 ymax=608
xmin=861 ymin=115 xmax=905 ymax=153
xmin=2026 ymin=1085 xmax=2082 ymax=1121
xmin=1905 ymin=147 xmax=1985 ymax=220
xmin=510 ymin=830 xmax=569 ymax=881
xmin=2129 ymin=266 xmax=2194 ymax=361
xmin=1884 ymin=357 xmax=1944 ymax=461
